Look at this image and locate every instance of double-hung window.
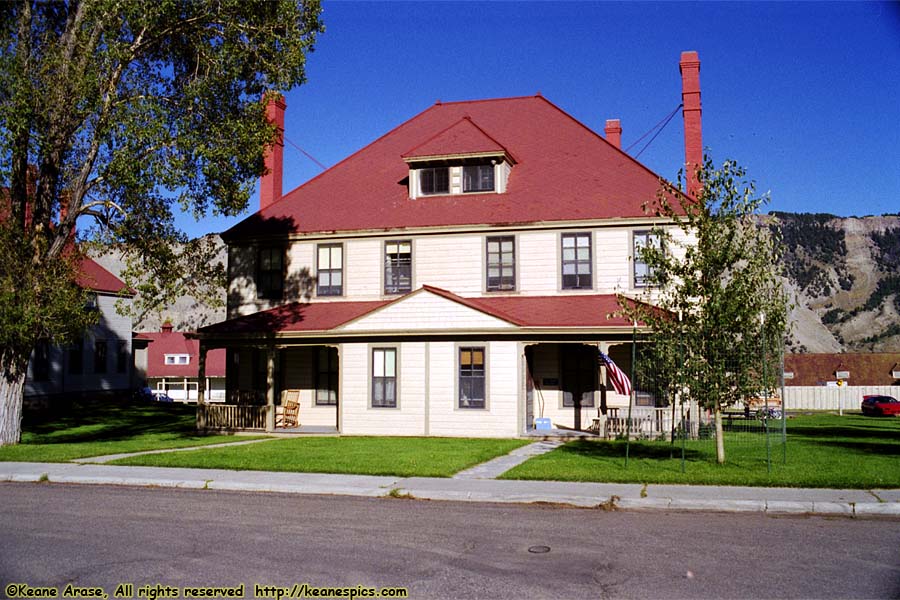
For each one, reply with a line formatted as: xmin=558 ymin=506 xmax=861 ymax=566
xmin=257 ymin=246 xmax=284 ymax=300
xmin=68 ymin=338 xmax=83 ymax=375
xmin=561 ymin=233 xmax=592 ymax=289
xmin=315 ymin=347 xmax=339 ymax=406
xmin=317 ymin=244 xmax=343 ymax=296
xmin=633 ymin=230 xmax=661 ymax=288
xmin=33 ymin=341 xmax=50 ymax=382
xmin=94 ymin=340 xmax=108 ymax=374
xmin=463 ymin=165 xmax=494 ymax=193
xmin=117 ymin=341 xmax=128 ymax=374
xmin=371 ymin=348 xmax=397 ymax=408
xmin=486 ymin=236 xmax=515 ymax=291
xmin=419 ymin=168 xmax=449 ymax=196
xmin=458 ymin=347 xmax=486 ymax=409
xmin=384 ymin=240 xmax=412 ymax=295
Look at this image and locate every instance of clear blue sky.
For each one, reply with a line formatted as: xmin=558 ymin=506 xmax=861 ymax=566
xmin=180 ymin=1 xmax=900 ymax=238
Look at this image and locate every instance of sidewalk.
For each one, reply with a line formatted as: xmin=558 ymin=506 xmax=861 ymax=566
xmin=2 ymin=460 xmax=899 ymax=517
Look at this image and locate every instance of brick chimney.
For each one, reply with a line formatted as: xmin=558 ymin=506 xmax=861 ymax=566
xmin=679 ymin=50 xmax=703 ymax=197
xmin=161 ymin=320 xmax=173 ymax=334
xmin=604 ymin=119 xmax=622 ymax=149
xmin=260 ymin=93 xmax=286 ymax=211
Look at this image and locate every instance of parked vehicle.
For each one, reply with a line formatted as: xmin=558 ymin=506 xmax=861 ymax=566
xmin=861 ymin=395 xmax=900 ymax=416
xmin=133 ymin=386 xmax=174 ymax=403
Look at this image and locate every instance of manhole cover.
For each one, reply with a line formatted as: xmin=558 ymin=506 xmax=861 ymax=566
xmin=528 ymin=545 xmax=551 ymax=554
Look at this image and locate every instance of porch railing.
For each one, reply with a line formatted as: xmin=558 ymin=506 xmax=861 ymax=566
xmin=602 ymin=407 xmax=701 ymax=440
xmin=197 ymin=403 xmax=268 ymax=431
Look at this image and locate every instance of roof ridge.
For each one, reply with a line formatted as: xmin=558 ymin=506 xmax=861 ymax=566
xmin=433 ymin=94 xmax=544 ymax=107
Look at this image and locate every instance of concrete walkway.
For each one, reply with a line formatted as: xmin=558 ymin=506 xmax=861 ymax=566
xmin=2 ymin=461 xmax=898 ymax=518
xmin=72 ymin=437 xmax=278 ymax=464
xmin=452 ymin=440 xmax=562 ymax=479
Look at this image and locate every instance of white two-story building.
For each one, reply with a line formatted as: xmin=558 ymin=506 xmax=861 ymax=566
xmin=196 ymin=53 xmax=703 ymax=436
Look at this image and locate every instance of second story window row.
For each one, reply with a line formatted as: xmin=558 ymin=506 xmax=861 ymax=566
xmin=561 ymin=233 xmax=592 ymax=290
xmin=486 ymin=236 xmax=516 ymax=292
xmin=384 ymin=240 xmax=412 ymax=295
xmin=317 ymin=244 xmax=343 ymax=297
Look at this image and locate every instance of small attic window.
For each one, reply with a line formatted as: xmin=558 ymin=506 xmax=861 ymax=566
xmin=783 ymin=371 xmax=794 ymax=380
xmin=835 ymin=370 xmax=849 ymax=379
xmin=419 ymin=167 xmax=449 ymax=195
xmin=463 ymin=164 xmax=494 ymax=193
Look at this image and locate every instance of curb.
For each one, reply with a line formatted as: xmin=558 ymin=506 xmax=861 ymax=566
xmin=2 ymin=465 xmax=899 ymax=518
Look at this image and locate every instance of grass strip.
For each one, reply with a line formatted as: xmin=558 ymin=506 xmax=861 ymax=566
xmin=0 ymin=398 xmax=262 ymax=462
xmin=111 ymin=436 xmax=530 ymax=478
xmin=501 ymin=413 xmax=900 ymax=489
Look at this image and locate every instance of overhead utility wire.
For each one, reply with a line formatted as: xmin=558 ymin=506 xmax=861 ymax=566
xmin=624 ymin=103 xmax=683 ymax=158
xmin=284 ymin=135 xmax=328 ymax=171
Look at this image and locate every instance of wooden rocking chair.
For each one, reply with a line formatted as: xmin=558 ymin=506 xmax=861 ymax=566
xmin=279 ymin=389 xmax=301 ymax=428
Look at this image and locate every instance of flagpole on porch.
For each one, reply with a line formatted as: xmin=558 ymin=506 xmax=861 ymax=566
xmin=625 ymin=322 xmax=637 ymax=468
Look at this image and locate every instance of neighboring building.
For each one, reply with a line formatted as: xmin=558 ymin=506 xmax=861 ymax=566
xmin=781 ymin=353 xmax=900 ymax=411
xmin=24 ymin=257 xmax=135 ymax=402
xmin=137 ymin=322 xmax=226 ymax=402
xmin=196 ymin=53 xmax=705 ymax=435
xmin=783 ymin=353 xmax=900 ymax=387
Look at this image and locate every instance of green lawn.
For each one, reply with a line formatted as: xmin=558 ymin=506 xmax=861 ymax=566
xmin=111 ymin=436 xmax=530 ymax=477
xmin=501 ymin=413 xmax=900 ymax=489
xmin=0 ymin=398 xmax=259 ymax=462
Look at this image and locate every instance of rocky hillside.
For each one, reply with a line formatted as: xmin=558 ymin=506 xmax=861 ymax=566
xmin=93 ymin=215 xmax=900 ymax=351
xmin=775 ymin=213 xmax=900 ymax=353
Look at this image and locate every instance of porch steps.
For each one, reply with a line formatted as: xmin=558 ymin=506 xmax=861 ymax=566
xmin=452 ymin=440 xmax=563 ymax=480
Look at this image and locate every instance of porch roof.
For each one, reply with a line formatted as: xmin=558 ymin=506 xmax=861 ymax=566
xmin=198 ymin=286 xmax=639 ymax=339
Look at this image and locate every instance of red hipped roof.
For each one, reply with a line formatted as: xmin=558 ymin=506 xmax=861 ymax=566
xmin=224 ymin=95 xmax=672 ymax=240
xmin=76 ymin=257 xmax=132 ymax=295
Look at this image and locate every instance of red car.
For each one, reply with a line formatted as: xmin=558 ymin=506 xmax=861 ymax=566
xmin=861 ymin=395 xmax=900 ymax=416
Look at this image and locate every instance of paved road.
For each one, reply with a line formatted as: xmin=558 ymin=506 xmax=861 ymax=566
xmin=1 ymin=483 xmax=898 ymax=599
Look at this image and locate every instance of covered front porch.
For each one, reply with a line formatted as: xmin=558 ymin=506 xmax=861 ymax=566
xmin=194 ymin=343 xmax=340 ymax=435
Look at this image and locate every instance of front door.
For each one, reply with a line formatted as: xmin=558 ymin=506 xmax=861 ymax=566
xmin=561 ymin=345 xmax=597 ymax=431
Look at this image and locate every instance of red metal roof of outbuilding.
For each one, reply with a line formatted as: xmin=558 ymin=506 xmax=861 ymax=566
xmin=143 ymin=330 xmax=226 ymax=378
xmin=224 ymin=95 xmax=672 ymax=240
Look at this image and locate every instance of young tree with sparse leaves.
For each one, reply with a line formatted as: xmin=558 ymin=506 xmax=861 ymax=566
xmin=0 ymin=0 xmax=323 ymax=445
xmin=620 ymin=156 xmax=788 ymax=464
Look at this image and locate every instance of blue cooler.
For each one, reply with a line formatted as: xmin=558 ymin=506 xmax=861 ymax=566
xmin=534 ymin=418 xmax=552 ymax=430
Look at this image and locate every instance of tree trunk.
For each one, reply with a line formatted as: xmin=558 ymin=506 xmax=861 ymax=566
xmin=0 ymin=356 xmax=28 ymax=446
xmin=713 ymin=404 xmax=726 ymax=464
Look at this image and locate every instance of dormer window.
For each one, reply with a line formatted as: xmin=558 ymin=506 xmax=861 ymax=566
xmin=165 ymin=354 xmax=190 ymax=365
xmin=463 ymin=164 xmax=494 ymax=193
xmin=419 ymin=167 xmax=449 ymax=196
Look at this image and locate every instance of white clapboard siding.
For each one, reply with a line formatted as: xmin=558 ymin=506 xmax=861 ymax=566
xmin=339 ymin=342 xmax=426 ymax=436
xmin=414 ymin=235 xmax=483 ymax=295
xmin=428 ymin=341 xmax=520 ymax=438
xmin=595 ymin=228 xmax=631 ymax=292
xmin=518 ymin=231 xmax=559 ymax=294
xmin=345 ymin=239 xmax=382 ymax=298
xmin=339 ymin=289 xmax=514 ymax=332
xmin=784 ymin=386 xmax=900 ymax=410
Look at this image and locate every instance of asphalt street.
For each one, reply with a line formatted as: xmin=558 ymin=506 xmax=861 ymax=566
xmin=2 ymin=483 xmax=899 ymax=599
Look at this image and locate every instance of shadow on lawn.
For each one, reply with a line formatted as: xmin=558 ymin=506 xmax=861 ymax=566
xmin=23 ymin=399 xmax=200 ymax=444
xmin=560 ymin=440 xmax=707 ymax=461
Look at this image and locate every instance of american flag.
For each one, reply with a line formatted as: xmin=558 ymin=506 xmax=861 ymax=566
xmin=598 ymin=351 xmax=632 ymax=397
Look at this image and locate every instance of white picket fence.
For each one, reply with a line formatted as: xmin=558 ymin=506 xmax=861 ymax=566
xmin=783 ymin=386 xmax=900 ymax=411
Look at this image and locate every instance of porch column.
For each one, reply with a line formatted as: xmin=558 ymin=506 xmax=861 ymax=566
xmin=265 ymin=345 xmax=276 ymax=432
xmin=197 ymin=344 xmax=207 ymax=405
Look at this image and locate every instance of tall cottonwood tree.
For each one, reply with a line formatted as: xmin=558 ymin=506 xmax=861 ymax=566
xmin=620 ymin=157 xmax=788 ymax=464
xmin=0 ymin=0 xmax=323 ymax=445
